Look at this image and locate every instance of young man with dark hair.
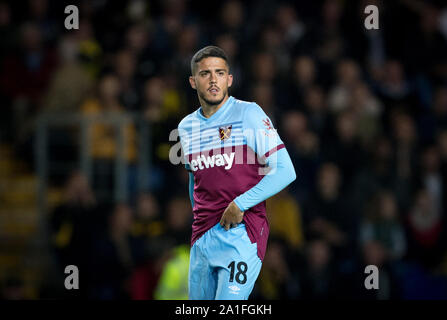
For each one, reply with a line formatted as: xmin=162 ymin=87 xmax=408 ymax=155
xmin=177 ymin=45 xmax=296 ymax=299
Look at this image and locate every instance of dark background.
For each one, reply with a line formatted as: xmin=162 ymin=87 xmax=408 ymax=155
xmin=1 ymin=0 xmax=447 ymax=299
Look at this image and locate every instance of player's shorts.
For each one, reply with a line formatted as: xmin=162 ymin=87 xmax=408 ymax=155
xmin=188 ymin=222 xmax=262 ymax=300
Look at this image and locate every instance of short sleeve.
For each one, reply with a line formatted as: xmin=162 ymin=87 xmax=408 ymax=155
xmin=243 ymin=103 xmax=284 ymax=160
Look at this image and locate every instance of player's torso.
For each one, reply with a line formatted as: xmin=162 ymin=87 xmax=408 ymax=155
xmin=181 ymin=97 xmax=264 ymax=211
xmin=181 ymin=101 xmax=264 ymax=221
xmin=179 ymin=97 xmax=270 ymax=259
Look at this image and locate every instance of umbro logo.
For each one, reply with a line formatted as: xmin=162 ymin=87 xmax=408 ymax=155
xmin=228 ymin=285 xmax=240 ymax=294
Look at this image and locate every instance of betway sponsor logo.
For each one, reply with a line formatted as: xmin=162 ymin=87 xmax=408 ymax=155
xmin=190 ymin=153 xmax=235 ymax=171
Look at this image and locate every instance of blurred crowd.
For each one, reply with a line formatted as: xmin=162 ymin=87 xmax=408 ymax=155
xmin=2 ymin=0 xmax=447 ymax=299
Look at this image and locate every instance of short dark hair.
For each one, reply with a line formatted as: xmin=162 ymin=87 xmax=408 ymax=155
xmin=190 ymin=46 xmax=229 ymax=75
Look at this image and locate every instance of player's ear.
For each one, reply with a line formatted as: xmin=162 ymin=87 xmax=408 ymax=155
xmin=227 ymin=74 xmax=233 ymax=88
xmin=189 ymin=76 xmax=196 ymax=90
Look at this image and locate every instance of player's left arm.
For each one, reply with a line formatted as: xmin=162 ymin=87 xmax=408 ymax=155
xmin=220 ymin=104 xmax=296 ymax=230
xmin=233 ymin=147 xmax=295 ymax=210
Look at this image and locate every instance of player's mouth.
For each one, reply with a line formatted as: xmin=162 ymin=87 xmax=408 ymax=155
xmin=208 ymin=86 xmax=220 ymax=94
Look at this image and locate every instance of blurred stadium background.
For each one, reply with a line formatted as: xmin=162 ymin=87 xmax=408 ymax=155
xmin=1 ymin=0 xmax=447 ymax=299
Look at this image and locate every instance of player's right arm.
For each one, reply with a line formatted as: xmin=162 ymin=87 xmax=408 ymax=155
xmin=178 ymin=119 xmax=195 ymax=209
xmin=187 ymin=166 xmax=194 ymax=208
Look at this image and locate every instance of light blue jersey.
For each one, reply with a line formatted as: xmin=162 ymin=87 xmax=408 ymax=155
xmin=178 ymin=96 xmax=296 ymax=300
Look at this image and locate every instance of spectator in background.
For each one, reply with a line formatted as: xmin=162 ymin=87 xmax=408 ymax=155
xmin=39 ymin=35 xmax=92 ymax=173
xmin=347 ymin=82 xmax=383 ymax=146
xmin=143 ymin=68 xmax=187 ymax=122
xmin=125 ymin=22 xmax=151 ymax=59
xmin=88 ymin=203 xmax=145 ymax=299
xmin=310 ymin=0 xmax=347 ymax=83
xmin=128 ymin=193 xmax=169 ymax=300
xmin=437 ymin=131 xmax=447 ymax=215
xmin=141 ymin=75 xmax=186 ymax=178
xmin=433 ymin=87 xmax=447 ymax=131
xmin=49 ymin=171 xmax=103 ymax=298
xmin=74 ymin=18 xmax=102 ymax=79
xmin=152 ymin=0 xmax=188 ymax=56
xmin=142 ymin=77 xmax=166 ymax=123
xmin=0 ymin=22 xmax=57 ymax=137
xmin=163 ymin=196 xmax=192 ymax=247
xmin=250 ymin=82 xmax=278 ymax=123
xmin=282 ymin=111 xmax=308 ymax=147
xmin=304 ymin=162 xmax=358 ymax=264
xmin=80 ymin=73 xmax=137 ymax=199
xmin=0 ymin=277 xmax=28 ymax=300
xmin=250 ymin=51 xmax=277 ymax=86
xmin=322 ymin=110 xmax=364 ymax=187
xmin=43 ymin=35 xmax=93 ymax=113
xmin=341 ymin=240 xmax=401 ymax=300
xmin=275 ymin=3 xmax=306 ymax=51
xmin=328 ymin=59 xmax=362 ymax=114
xmin=348 ymin=135 xmax=410 ymax=214
xmin=281 ymin=110 xmax=321 ymax=203
xmin=437 ymin=130 xmax=447 ymax=165
xmin=50 ymin=171 xmax=98 ymax=268
xmin=131 ymin=192 xmax=164 ymax=241
xmin=124 ymin=22 xmax=159 ymax=85
xmin=27 ymin=0 xmax=58 ymax=44
xmin=302 ymin=85 xmax=331 ymax=139
xmin=114 ymin=49 xmax=140 ymax=110
xmin=376 ymin=60 xmax=412 ymax=110
xmin=359 ymin=190 xmax=407 ymax=261
xmin=406 ymin=188 xmax=446 ymax=270
xmin=172 ymin=23 xmax=200 ymax=79
xmin=215 ymin=32 xmax=243 ymax=95
xmin=267 ymin=189 xmax=305 ymax=253
xmin=128 ymin=195 xmax=191 ymax=300
xmin=217 ymin=0 xmax=245 ymax=41
xmin=404 ymin=4 xmax=447 ymax=81
xmin=286 ymin=55 xmax=317 ymax=108
xmin=154 ymin=244 xmax=190 ymax=300
xmin=258 ymin=23 xmax=289 ymax=77
xmin=415 ymin=145 xmax=444 ymax=218
xmin=0 ymin=2 xmax=14 ymax=61
xmin=0 ymin=2 xmax=13 ymax=140
xmin=298 ymin=238 xmax=338 ymax=299
xmin=256 ymin=238 xmax=299 ymax=299
xmin=391 ymin=112 xmax=418 ymax=208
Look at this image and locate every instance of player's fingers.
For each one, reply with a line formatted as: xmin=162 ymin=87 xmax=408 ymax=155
xmin=220 ymin=216 xmax=228 ymax=228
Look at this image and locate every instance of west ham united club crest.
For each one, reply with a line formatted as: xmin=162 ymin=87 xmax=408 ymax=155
xmin=219 ymin=125 xmax=232 ymax=140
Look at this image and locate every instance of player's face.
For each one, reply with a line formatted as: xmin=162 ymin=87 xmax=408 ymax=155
xmin=189 ymin=57 xmax=233 ymax=106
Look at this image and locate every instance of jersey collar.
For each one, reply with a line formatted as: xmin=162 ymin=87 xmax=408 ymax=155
xmin=196 ymin=96 xmax=234 ymax=122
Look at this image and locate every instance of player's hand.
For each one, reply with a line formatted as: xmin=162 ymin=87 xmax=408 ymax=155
xmin=220 ymin=201 xmax=244 ymax=231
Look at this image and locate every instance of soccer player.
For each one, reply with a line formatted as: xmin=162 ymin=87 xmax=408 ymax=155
xmin=177 ymin=46 xmax=296 ymax=300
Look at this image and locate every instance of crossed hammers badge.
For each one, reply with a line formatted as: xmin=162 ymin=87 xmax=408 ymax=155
xmin=219 ymin=125 xmax=232 ymax=140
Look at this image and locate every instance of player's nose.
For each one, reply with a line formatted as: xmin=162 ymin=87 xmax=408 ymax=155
xmin=210 ymin=72 xmax=217 ymax=83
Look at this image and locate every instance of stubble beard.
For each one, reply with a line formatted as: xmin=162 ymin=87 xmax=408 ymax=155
xmin=198 ymin=88 xmax=228 ymax=106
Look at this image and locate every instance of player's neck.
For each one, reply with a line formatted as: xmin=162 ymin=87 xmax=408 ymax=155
xmin=200 ymin=95 xmax=230 ymax=118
